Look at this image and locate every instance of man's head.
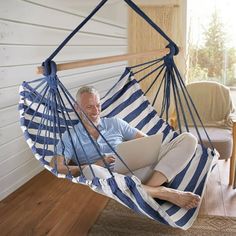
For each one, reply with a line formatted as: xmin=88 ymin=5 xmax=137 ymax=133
xmin=75 ymin=86 xmax=101 ymax=126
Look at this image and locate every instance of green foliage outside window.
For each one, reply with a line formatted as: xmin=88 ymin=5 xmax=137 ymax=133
xmin=188 ymin=10 xmax=236 ymax=86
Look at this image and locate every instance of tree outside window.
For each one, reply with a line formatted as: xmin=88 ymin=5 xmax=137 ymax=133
xmin=187 ymin=7 xmax=236 ymax=87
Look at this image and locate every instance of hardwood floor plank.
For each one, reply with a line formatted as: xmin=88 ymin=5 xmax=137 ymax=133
xmin=0 ymin=172 xmax=73 ymax=235
xmin=67 ymin=194 xmax=109 ymax=236
xmin=34 ymin=184 xmax=106 ymax=236
xmin=218 ymin=160 xmax=236 ymax=217
xmin=199 ymin=162 xmax=225 ymax=216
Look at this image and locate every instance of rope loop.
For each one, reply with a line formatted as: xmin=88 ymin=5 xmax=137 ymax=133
xmin=42 ymin=59 xmax=57 ymax=76
xmin=166 ymin=42 xmax=179 ymax=56
xmin=163 ymin=43 xmax=179 ymax=69
xmin=42 ymin=59 xmax=51 ymax=76
xmin=43 ymin=60 xmax=58 ymax=92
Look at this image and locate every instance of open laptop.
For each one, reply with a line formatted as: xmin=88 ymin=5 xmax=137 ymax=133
xmin=114 ymin=133 xmax=163 ymax=174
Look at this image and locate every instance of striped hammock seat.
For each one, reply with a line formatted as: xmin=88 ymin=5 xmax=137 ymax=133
xmin=19 ymin=62 xmax=218 ymax=229
xmin=18 ymin=0 xmax=219 ymax=230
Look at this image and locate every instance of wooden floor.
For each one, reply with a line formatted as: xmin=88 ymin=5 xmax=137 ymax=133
xmin=199 ymin=159 xmax=236 ymax=217
xmin=0 ymin=160 xmax=235 ymax=236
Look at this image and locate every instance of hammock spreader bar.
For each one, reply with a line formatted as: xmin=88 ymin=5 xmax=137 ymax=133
xmin=36 ymin=48 xmax=170 ymax=74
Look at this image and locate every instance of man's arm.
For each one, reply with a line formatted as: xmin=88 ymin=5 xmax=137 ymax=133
xmin=134 ymin=130 xmax=147 ymax=139
xmin=50 ymin=155 xmax=115 ymax=176
xmin=50 ymin=156 xmax=81 ymax=176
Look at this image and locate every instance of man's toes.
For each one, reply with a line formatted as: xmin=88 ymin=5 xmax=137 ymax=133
xmin=185 ymin=204 xmax=195 ymax=209
xmin=187 ymin=199 xmax=200 ymax=209
xmin=185 ymin=202 xmax=197 ymax=209
xmin=193 ymin=196 xmax=201 ymax=205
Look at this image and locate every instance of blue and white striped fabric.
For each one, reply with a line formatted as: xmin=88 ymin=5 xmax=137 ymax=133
xmin=19 ymin=68 xmax=218 ymax=230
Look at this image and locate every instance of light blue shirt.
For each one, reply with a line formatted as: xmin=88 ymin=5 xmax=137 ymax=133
xmin=56 ymin=117 xmax=138 ymax=165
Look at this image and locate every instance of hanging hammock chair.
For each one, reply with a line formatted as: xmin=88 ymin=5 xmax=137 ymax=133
xmin=19 ymin=0 xmax=219 ymax=230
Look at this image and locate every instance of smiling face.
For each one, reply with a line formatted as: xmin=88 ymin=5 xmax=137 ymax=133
xmin=76 ymin=92 xmax=101 ymax=126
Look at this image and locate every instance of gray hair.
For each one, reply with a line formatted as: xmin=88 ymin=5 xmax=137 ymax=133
xmin=76 ymin=86 xmax=99 ymax=103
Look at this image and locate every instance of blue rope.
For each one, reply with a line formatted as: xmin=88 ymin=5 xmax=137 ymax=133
xmin=55 ymin=87 xmax=85 ymax=176
xmin=51 ymin=92 xmax=60 ymax=172
xmin=23 ymin=81 xmax=47 ymax=118
xmin=173 ymin=63 xmax=215 ymax=150
xmin=58 ymin=80 xmax=135 ymax=175
xmin=52 ymin=87 xmax=74 ymax=176
xmin=41 ymin=0 xmax=178 ymax=74
xmin=26 ymin=85 xmax=49 ymax=131
xmin=174 ymin=67 xmax=204 ymax=145
xmin=42 ymin=91 xmax=54 ymax=159
xmin=35 ymin=88 xmax=51 ymax=146
xmin=138 ymin=63 xmax=164 ymax=84
xmin=124 ymin=0 xmax=179 ymax=55
xmin=57 ymin=81 xmax=117 ymax=177
xmin=144 ymin=64 xmax=165 ymax=96
xmin=171 ymin=74 xmax=182 ymax=132
xmin=51 ymin=89 xmax=68 ymax=174
xmin=129 ymin=57 xmax=163 ymax=72
xmin=44 ymin=0 xmax=108 ymax=66
xmin=160 ymin=69 xmax=168 ymax=118
xmin=57 ymin=85 xmax=99 ymax=178
xmin=152 ymin=69 xmax=167 ymax=107
xmin=171 ymin=69 xmax=190 ymax=133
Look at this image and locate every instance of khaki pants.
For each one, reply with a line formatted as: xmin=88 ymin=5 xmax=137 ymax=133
xmin=131 ymin=132 xmax=198 ymax=183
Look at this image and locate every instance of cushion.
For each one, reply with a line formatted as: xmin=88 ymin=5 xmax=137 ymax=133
xmin=189 ymin=127 xmax=232 ymax=160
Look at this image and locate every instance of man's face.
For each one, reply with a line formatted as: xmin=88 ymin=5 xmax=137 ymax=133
xmin=77 ymin=92 xmax=101 ymax=126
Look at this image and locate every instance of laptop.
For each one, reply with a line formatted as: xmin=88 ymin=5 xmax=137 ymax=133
xmin=114 ymin=133 xmax=163 ymax=174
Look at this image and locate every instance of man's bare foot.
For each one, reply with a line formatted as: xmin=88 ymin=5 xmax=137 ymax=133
xmin=158 ymin=186 xmax=201 ymax=209
xmin=143 ymin=185 xmax=201 ymax=209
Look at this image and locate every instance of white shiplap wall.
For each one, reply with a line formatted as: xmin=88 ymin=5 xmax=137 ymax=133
xmin=0 ymin=0 xmax=128 ymax=200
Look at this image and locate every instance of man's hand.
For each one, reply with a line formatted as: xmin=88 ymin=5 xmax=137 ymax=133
xmin=95 ymin=155 xmax=115 ymax=167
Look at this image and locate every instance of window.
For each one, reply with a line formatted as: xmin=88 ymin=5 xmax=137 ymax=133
xmin=187 ymin=0 xmax=236 ymax=107
xmin=187 ymin=0 xmax=236 ymax=106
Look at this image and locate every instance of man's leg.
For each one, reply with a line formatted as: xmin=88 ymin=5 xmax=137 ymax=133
xmin=147 ymin=132 xmax=198 ymax=185
xmin=142 ymin=183 xmax=200 ymax=209
xmin=143 ymin=133 xmax=200 ymax=209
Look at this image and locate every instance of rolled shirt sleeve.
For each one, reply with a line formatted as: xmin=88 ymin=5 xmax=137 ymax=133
xmin=114 ymin=117 xmax=139 ymax=140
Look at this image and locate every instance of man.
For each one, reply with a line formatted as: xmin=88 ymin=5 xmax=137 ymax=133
xmin=51 ymin=86 xmax=200 ymax=209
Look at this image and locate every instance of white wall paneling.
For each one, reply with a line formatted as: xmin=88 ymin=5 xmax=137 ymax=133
xmin=0 ymin=123 xmax=23 ymax=146
xmin=0 ymin=0 xmax=126 ymax=37
xmin=0 ymin=105 xmax=19 ymax=127
xmin=0 ymin=45 xmax=128 ymax=66
xmin=0 ymin=159 xmax=43 ymax=201
xmin=25 ymin=0 xmax=128 ymax=27
xmin=0 ymin=148 xmax=34 ymax=179
xmin=0 ymin=20 xmax=126 ymax=46
xmin=0 ymin=137 xmax=29 ymax=163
